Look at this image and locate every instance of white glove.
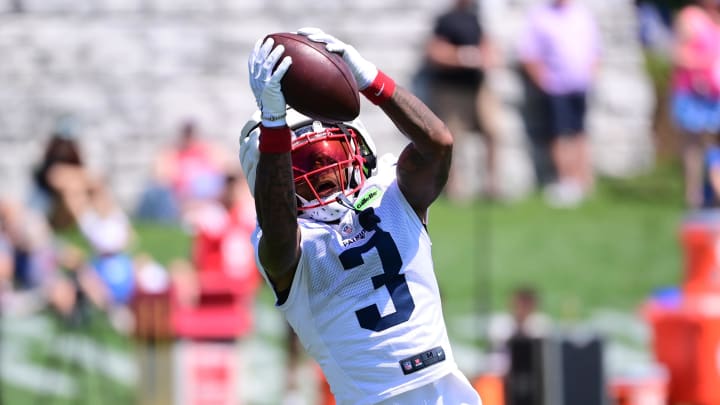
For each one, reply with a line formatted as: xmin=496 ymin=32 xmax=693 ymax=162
xmin=248 ymin=37 xmax=293 ymax=127
xmin=296 ymin=27 xmax=378 ymax=90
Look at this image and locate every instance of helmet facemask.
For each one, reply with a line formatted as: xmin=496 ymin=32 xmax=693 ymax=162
xmin=291 ymin=122 xmax=368 ymax=222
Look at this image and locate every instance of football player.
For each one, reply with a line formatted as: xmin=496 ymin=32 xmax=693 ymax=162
xmin=239 ymin=28 xmax=482 ymax=405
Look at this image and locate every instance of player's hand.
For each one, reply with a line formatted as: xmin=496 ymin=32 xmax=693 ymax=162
xmin=248 ymin=37 xmax=292 ymax=127
xmin=296 ymin=27 xmax=378 ymax=90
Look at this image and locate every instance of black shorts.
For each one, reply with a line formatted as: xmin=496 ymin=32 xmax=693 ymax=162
xmin=548 ymin=91 xmax=587 ymax=137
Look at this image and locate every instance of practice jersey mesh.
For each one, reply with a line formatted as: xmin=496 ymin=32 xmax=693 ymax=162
xmin=252 ymin=162 xmax=457 ymax=405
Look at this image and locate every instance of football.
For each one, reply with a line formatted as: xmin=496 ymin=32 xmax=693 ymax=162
xmin=266 ymin=32 xmax=360 ymax=123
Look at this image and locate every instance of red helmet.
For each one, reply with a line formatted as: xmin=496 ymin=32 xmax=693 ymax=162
xmin=291 ymin=120 xmax=376 ymax=222
xmin=239 ymin=108 xmax=377 ymax=222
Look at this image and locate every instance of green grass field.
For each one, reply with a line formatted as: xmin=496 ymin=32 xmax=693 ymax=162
xmin=431 ymin=162 xmax=686 ymax=321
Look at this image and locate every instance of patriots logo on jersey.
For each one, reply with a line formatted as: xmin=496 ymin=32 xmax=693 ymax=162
xmin=341 ymin=229 xmax=368 ymax=247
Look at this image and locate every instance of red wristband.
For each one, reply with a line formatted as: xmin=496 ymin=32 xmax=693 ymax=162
xmin=258 ymin=125 xmax=292 ymax=153
xmin=361 ymin=70 xmax=396 ymax=105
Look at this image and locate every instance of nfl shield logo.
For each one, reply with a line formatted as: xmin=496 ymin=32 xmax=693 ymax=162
xmin=341 ymin=223 xmax=354 ymax=236
xmin=402 ymin=361 xmax=412 ymax=371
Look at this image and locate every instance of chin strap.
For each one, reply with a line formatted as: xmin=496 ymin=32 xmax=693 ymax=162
xmin=336 ymin=193 xmax=361 ymax=214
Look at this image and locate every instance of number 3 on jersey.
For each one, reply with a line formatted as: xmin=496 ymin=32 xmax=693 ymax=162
xmin=339 ymin=227 xmax=415 ymax=332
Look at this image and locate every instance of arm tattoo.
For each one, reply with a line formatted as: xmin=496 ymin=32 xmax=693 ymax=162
xmin=390 ymin=89 xmax=439 ymax=150
xmin=255 ymin=153 xmax=298 ymax=246
xmin=381 ymin=85 xmax=453 ymax=211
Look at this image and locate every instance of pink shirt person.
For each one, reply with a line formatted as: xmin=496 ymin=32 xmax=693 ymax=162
xmin=672 ymin=4 xmax=720 ymax=96
xmin=517 ymin=1 xmax=601 ymax=95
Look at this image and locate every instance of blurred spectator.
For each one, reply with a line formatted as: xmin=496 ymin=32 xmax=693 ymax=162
xmin=55 ymin=171 xmax=137 ymax=332
xmin=0 ymin=223 xmax=11 ymax=292
xmin=423 ymin=0 xmax=501 ymax=201
xmin=169 ymin=169 xmax=260 ymax=310
xmin=701 ymin=133 xmax=720 ymax=207
xmin=0 ymin=197 xmax=56 ymax=299
xmin=487 ymin=286 xmax=552 ymax=343
xmin=517 ymin=0 xmax=601 ymax=208
xmin=187 ymin=172 xmax=257 ymax=281
xmin=29 ymin=119 xmax=87 ymax=231
xmin=2 ymin=192 xmax=114 ymax=324
xmin=507 ymin=287 xmax=552 ymax=340
xmin=487 ymin=286 xmax=552 ymax=374
xmin=635 ymin=0 xmax=676 ymax=161
xmin=136 ymin=120 xmax=228 ymax=224
xmin=670 ymin=0 xmax=720 ymax=209
xmin=166 ymin=167 xmax=261 ymax=389
xmin=134 ymin=152 xmax=181 ymax=225
xmin=46 ymin=243 xmax=109 ymax=327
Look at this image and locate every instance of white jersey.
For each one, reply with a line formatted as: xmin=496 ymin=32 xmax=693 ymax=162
xmin=252 ymin=161 xmax=465 ymax=405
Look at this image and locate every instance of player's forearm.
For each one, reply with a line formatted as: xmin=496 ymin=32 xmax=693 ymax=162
xmin=360 ymin=70 xmax=450 ymax=155
xmin=371 ymin=81 xmax=452 ymax=214
xmin=255 ymin=152 xmax=301 ymax=276
xmin=380 ymin=85 xmax=453 ymax=160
